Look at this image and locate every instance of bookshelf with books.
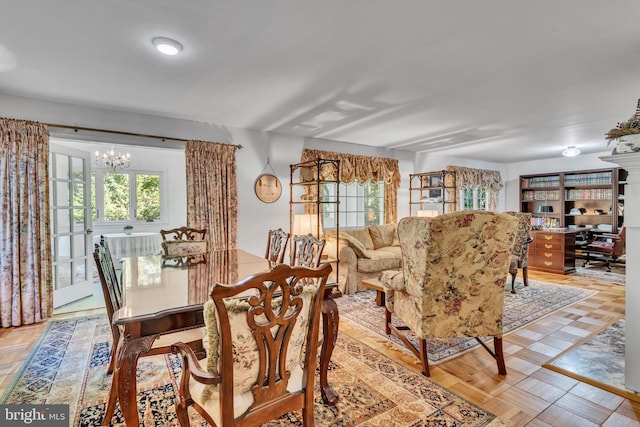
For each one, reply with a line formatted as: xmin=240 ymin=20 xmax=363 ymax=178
xmin=519 ymin=167 xmax=626 ymax=231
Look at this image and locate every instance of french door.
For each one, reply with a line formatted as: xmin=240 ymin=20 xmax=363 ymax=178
xmin=49 ymin=143 xmax=93 ymax=308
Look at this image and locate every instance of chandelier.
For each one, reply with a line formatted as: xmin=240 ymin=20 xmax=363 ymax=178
xmin=94 ymin=146 xmax=131 ymax=172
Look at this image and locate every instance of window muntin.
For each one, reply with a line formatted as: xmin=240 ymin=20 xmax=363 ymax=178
xmin=322 ymin=181 xmax=384 ymax=229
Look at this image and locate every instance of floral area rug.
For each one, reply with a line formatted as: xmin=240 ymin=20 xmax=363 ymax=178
xmin=338 ymin=280 xmax=596 ymax=363
xmin=1 ymin=315 xmax=508 ymax=426
xmin=574 ymin=265 xmax=625 ymax=285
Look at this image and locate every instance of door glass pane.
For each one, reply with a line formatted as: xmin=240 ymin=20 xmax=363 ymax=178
xmin=71 ymin=157 xmax=84 ymax=180
xmin=73 ymin=261 xmax=87 ymax=282
xmin=104 ymin=173 xmax=129 ymax=221
xmin=91 ymin=172 xmax=97 ymax=220
xmin=56 ymin=209 xmax=71 ymax=233
xmin=72 ymin=209 xmax=85 ymax=232
xmin=71 ymin=182 xmax=84 ymax=207
xmin=73 ymin=234 xmax=86 ymax=257
xmin=58 ymin=262 xmax=72 ymax=288
xmin=56 ymin=182 xmax=70 ymax=206
xmin=57 ymin=235 xmax=71 ymax=260
xmin=55 ymin=154 xmax=69 ymax=180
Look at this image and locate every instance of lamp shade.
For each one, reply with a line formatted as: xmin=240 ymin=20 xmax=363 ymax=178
xmin=293 ymin=214 xmax=319 ymax=236
xmin=416 ymin=210 xmax=439 ymax=217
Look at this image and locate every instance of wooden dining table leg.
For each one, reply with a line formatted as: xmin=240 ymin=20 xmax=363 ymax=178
xmin=113 ymin=333 xmax=158 ymax=426
xmin=320 ymin=288 xmax=339 ymax=406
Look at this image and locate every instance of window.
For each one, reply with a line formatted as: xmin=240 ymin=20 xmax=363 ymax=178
xmin=322 ymin=181 xmax=384 ymax=229
xmin=92 ymin=170 xmax=164 ymax=224
xmin=461 ymin=188 xmax=488 ymax=211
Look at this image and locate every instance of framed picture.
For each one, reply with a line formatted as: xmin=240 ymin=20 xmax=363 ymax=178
xmin=429 ymin=175 xmax=442 ymax=198
xmin=254 ymin=173 xmax=282 ymax=203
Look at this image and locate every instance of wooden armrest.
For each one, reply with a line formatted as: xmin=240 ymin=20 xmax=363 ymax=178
xmin=171 ymin=342 xmax=220 ymax=385
xmin=593 ymin=233 xmax=620 ymax=241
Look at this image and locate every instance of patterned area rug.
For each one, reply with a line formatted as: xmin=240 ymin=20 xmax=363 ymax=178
xmin=574 ymin=265 xmax=625 ymax=285
xmin=544 ymin=318 xmax=640 ymax=402
xmin=1 ymin=315 xmax=508 ymax=426
xmin=337 ymin=280 xmax=596 ymax=363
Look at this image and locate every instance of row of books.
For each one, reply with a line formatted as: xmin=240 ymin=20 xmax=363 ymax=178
xmin=522 ymin=190 xmax=560 ymax=201
xmin=564 ymin=172 xmax=613 ymax=187
xmin=565 ymin=189 xmax=613 ymax=200
xmin=521 ymin=176 xmax=560 ymax=188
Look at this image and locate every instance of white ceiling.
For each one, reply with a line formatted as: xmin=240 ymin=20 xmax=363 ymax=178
xmin=2 ymin=0 xmax=640 ymax=163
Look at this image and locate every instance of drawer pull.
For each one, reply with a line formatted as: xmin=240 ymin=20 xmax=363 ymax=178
xmin=545 ymin=244 xmax=553 ymax=249
xmin=544 ymin=235 xmax=553 ymax=240
xmin=544 ymin=253 xmax=553 ymax=257
xmin=544 ymin=261 xmax=553 ymax=266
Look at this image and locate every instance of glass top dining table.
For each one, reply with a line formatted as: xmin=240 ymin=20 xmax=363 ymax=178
xmin=109 ymin=249 xmax=339 ymax=426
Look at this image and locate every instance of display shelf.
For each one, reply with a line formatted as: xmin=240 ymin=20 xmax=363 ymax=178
xmin=408 ymin=170 xmax=457 ymax=216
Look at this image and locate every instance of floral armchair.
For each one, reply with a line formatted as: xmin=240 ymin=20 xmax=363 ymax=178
xmin=381 ymin=211 xmax=518 ymax=376
xmin=505 ymin=211 xmax=533 ymax=294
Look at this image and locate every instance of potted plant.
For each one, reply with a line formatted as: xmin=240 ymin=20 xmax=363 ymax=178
xmin=123 ymin=224 xmax=133 ymax=235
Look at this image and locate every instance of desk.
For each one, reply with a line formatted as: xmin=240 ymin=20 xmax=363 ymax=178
xmin=94 ymin=232 xmax=162 ymax=259
xmin=110 ymin=250 xmax=338 ymax=426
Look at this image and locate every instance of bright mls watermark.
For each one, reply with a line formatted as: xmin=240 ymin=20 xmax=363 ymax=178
xmin=0 ymin=405 xmax=68 ymax=426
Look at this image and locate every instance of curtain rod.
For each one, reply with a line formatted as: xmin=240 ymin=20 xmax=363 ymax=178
xmin=45 ymin=123 xmax=243 ymax=149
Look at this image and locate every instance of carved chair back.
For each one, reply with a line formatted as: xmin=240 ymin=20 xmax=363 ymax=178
xmin=292 ymin=234 xmax=326 ymax=268
xmin=265 ymin=228 xmax=290 ymax=265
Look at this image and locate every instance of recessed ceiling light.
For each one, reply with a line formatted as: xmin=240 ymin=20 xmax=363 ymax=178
xmin=562 ymin=146 xmax=581 ymax=157
xmin=152 ymin=37 xmax=183 ymax=56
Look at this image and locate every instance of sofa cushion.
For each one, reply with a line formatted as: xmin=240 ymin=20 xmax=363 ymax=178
xmin=376 ymin=245 xmax=401 ymax=258
xmin=345 ymin=228 xmax=375 ymax=250
xmin=357 ymin=250 xmax=401 ymax=272
xmin=368 ymin=224 xmax=396 ymax=249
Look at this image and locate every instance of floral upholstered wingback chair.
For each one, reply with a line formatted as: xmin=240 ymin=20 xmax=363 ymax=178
xmin=505 ymin=211 xmax=533 ymax=293
xmin=381 ymin=211 xmax=518 ymax=376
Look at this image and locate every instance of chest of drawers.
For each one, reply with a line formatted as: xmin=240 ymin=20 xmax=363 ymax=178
xmin=528 ymin=230 xmax=576 ymax=274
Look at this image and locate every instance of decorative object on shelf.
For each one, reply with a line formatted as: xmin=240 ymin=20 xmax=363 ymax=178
xmin=561 ymin=146 xmax=581 ymax=157
xmin=606 ymin=99 xmax=640 ymax=155
xmin=254 ymin=157 xmax=282 ymax=203
xmin=538 ymin=205 xmax=554 ymax=213
xmin=408 ymin=170 xmax=457 ymax=216
xmin=123 ymin=225 xmax=133 ymax=235
xmin=95 ymin=145 xmax=131 ymax=172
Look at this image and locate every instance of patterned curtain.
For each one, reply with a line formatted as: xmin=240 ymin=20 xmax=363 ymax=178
xmin=185 ymin=140 xmax=239 ymax=251
xmin=0 ymin=119 xmax=52 ymax=327
xmin=301 ymin=149 xmax=401 ymax=224
xmin=446 ymin=165 xmax=503 ymax=211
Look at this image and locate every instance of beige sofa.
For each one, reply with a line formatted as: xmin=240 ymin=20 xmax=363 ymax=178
xmin=324 ymin=223 xmax=401 ymax=295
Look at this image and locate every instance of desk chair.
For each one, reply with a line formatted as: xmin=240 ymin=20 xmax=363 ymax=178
xmin=583 ymin=227 xmax=626 ymax=272
xmin=171 ymin=263 xmax=332 ymax=427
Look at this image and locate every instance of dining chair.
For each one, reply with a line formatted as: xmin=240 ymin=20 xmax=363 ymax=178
xmin=380 ymin=211 xmax=518 ymax=376
xmin=93 ymin=237 xmax=206 ymax=425
xmin=265 ymin=228 xmax=290 ymax=265
xmin=583 ymin=226 xmax=626 ymax=272
xmin=505 ymin=211 xmax=533 ymax=294
xmin=160 ymin=226 xmax=208 ymax=257
xmin=171 ymin=262 xmax=332 ymax=427
xmin=292 ymin=234 xmax=326 ymax=268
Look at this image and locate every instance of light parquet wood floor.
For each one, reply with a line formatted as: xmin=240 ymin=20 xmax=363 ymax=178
xmin=0 ymin=270 xmax=636 ymax=426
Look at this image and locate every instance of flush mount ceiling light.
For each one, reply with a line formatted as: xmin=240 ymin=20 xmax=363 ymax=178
xmin=152 ymin=37 xmax=183 ymax=56
xmin=562 ymin=146 xmax=581 ymax=157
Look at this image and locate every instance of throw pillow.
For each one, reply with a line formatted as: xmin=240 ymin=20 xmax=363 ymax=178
xmin=347 ymin=228 xmax=375 ymax=250
xmin=368 ymin=224 xmax=396 ymax=249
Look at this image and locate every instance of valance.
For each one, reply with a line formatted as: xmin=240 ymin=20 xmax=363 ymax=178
xmin=301 ymin=148 xmax=400 ymax=188
xmin=446 ymin=165 xmax=503 ymax=211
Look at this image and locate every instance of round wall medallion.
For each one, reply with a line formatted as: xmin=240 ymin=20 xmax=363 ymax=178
xmin=254 ymin=173 xmax=282 ymax=203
